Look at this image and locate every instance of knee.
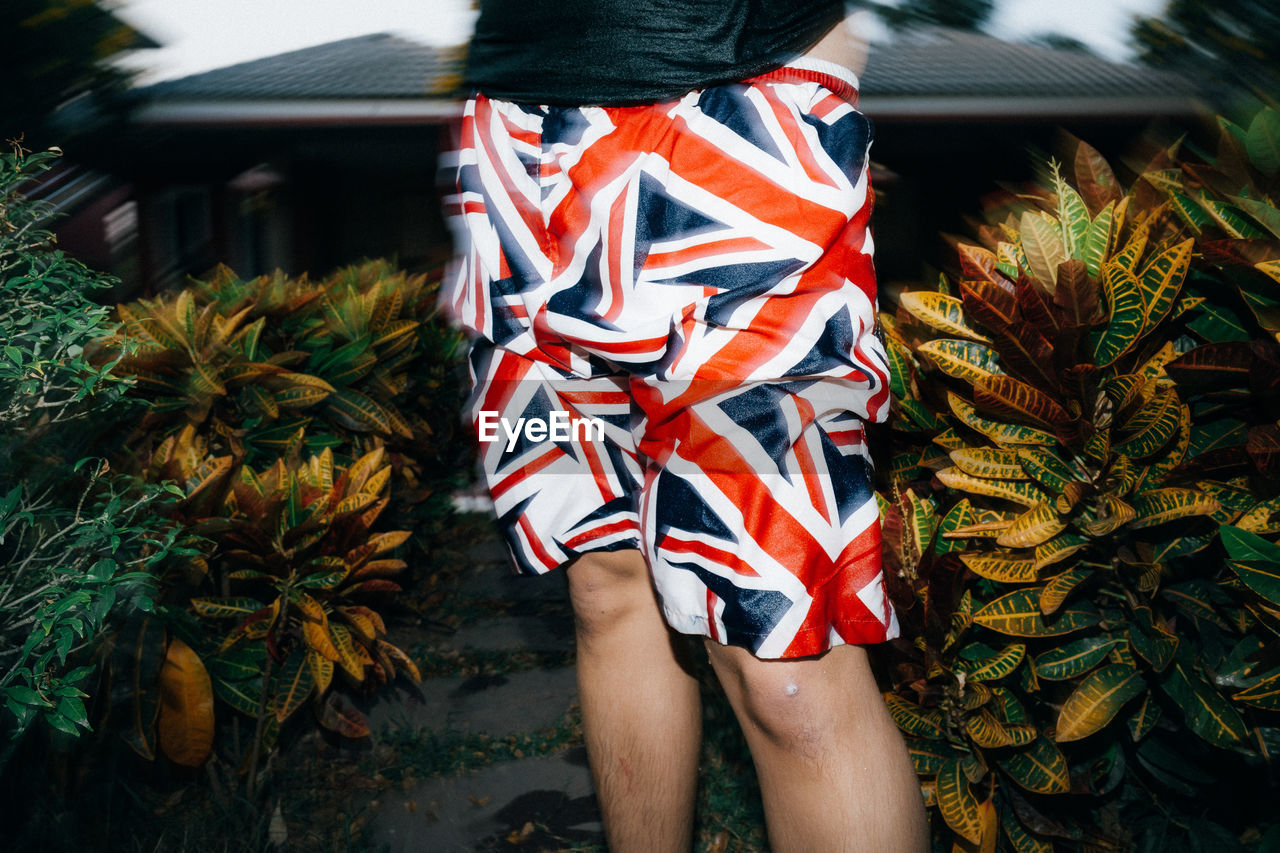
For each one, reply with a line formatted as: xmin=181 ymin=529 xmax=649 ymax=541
xmin=709 ymin=645 xmax=872 ymax=756
xmin=566 ymin=549 xmax=653 ymax=639
xmin=731 ymin=673 xmax=826 ymax=755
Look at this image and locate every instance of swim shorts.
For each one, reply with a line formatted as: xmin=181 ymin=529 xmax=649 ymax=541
xmin=444 ymin=58 xmax=898 ymax=658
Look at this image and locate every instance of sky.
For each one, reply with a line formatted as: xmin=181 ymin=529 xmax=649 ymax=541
xmin=111 ymin=0 xmax=480 ymax=82
xmin=110 ymin=0 xmax=1169 ymax=84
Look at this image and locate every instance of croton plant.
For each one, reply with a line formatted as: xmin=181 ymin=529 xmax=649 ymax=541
xmin=878 ymin=109 xmax=1280 ymax=850
xmin=96 ymin=261 xmax=467 ymax=770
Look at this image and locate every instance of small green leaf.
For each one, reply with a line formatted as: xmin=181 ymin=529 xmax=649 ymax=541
xmin=1247 ymin=107 xmax=1280 ymax=174
xmin=1034 ymin=635 xmax=1120 ymax=680
xmin=191 ymin=597 xmax=265 ymax=618
xmin=1079 ymin=201 xmax=1115 ymax=278
xmin=1235 ymin=669 xmax=1280 ymax=710
xmin=1226 ymin=560 xmax=1280 ymax=607
xmin=1161 ymin=649 xmax=1247 ymax=748
xmin=1127 ymin=692 xmax=1161 ymax=741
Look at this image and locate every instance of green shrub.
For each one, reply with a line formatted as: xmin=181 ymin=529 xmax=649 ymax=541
xmin=0 ymin=148 xmax=177 ymax=757
xmin=878 ymin=112 xmax=1280 ymax=850
xmin=99 ymin=260 xmax=469 ymax=773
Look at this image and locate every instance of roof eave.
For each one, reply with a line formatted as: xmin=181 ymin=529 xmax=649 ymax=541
xmin=132 ymin=98 xmax=464 ymax=127
xmin=131 ymin=93 xmax=1207 ymax=129
xmin=861 ymin=94 xmax=1208 ymax=122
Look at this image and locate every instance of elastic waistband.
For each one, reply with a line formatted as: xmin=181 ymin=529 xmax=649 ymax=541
xmin=746 ymin=57 xmax=860 ymax=103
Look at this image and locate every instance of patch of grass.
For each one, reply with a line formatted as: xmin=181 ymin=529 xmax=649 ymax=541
xmin=376 ymin=707 xmax=585 ymax=782
xmin=693 ymin=663 xmax=768 ymax=853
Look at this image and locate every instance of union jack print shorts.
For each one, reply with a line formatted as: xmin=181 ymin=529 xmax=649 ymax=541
xmin=443 ymin=59 xmax=898 ymax=658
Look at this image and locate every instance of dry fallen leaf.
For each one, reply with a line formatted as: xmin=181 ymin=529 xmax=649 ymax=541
xmin=505 ymin=821 xmax=536 ymax=844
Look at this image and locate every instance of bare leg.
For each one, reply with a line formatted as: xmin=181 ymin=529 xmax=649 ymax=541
xmin=566 ymin=549 xmax=702 ymax=853
xmin=705 ymin=642 xmax=929 ymax=853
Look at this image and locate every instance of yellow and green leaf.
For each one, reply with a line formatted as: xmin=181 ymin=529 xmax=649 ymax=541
xmin=1078 ymin=496 xmax=1136 ymax=536
xmin=1160 ymin=651 xmax=1247 ymax=748
xmin=948 ymin=393 xmax=1056 ymax=447
xmin=906 ymin=738 xmax=956 ymax=775
xmin=962 ymin=643 xmax=1026 ymax=682
xmin=884 ymin=693 xmax=944 ymax=739
xmin=1020 ymin=210 xmax=1067 ymax=289
xmin=326 ymin=388 xmax=391 ymax=433
xmin=1033 ymin=635 xmax=1120 ymax=680
xmin=965 ymin=709 xmax=1016 ymax=748
xmin=997 ymin=736 xmax=1070 ymax=795
xmin=1039 ymin=566 xmax=1092 ymax=615
xmin=1094 ymin=266 xmax=1145 ymax=365
xmin=308 ymin=650 xmax=335 ymax=695
xmin=192 ymin=597 xmax=264 ymax=618
xmin=935 ymin=500 xmax=975 ymax=554
xmin=950 ymin=447 xmax=1026 ymax=480
xmin=1234 ymin=669 xmax=1280 ymax=710
xmin=274 ymin=385 xmax=332 ymax=409
xmin=936 ymin=760 xmax=984 ymax=845
xmin=330 ymin=624 xmax=365 ymax=682
xmin=1034 ymin=532 xmax=1088 ymax=571
xmin=961 ymin=553 xmax=1039 ymax=584
xmin=997 ymin=502 xmax=1068 ymax=549
xmin=917 ymin=339 xmax=1003 ymax=384
xmin=974 ymin=588 xmax=1099 ymax=637
xmin=1136 ymin=238 xmax=1194 ymax=331
xmin=1128 ymin=605 xmax=1178 ymax=671
xmin=1079 ymin=200 xmax=1115 ymax=279
xmin=937 ymin=468 xmax=1048 ymax=508
xmin=899 ymin=291 xmax=990 ymax=342
xmin=1127 ymin=692 xmax=1161 ymax=741
xmin=1235 ymin=495 xmax=1280 ymax=534
xmin=1118 ymin=395 xmax=1183 ymax=462
xmin=1055 ymin=663 xmax=1145 ymax=742
xmin=296 ymin=594 xmax=339 ymax=662
xmin=1016 ymin=447 xmax=1076 ymax=491
xmin=273 ymin=650 xmax=314 ymax=723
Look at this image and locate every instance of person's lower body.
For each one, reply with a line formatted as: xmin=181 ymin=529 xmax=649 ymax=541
xmin=567 ymin=548 xmax=927 ymax=853
xmin=443 ymin=59 xmax=927 ymax=851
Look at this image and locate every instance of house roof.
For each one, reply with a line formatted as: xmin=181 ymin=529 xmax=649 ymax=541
xmin=131 ymin=28 xmax=1203 ymax=128
xmin=859 ymin=28 xmax=1201 ymax=120
xmin=133 ymin=33 xmax=464 ymax=126
xmin=144 ymin=33 xmax=461 ymax=100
